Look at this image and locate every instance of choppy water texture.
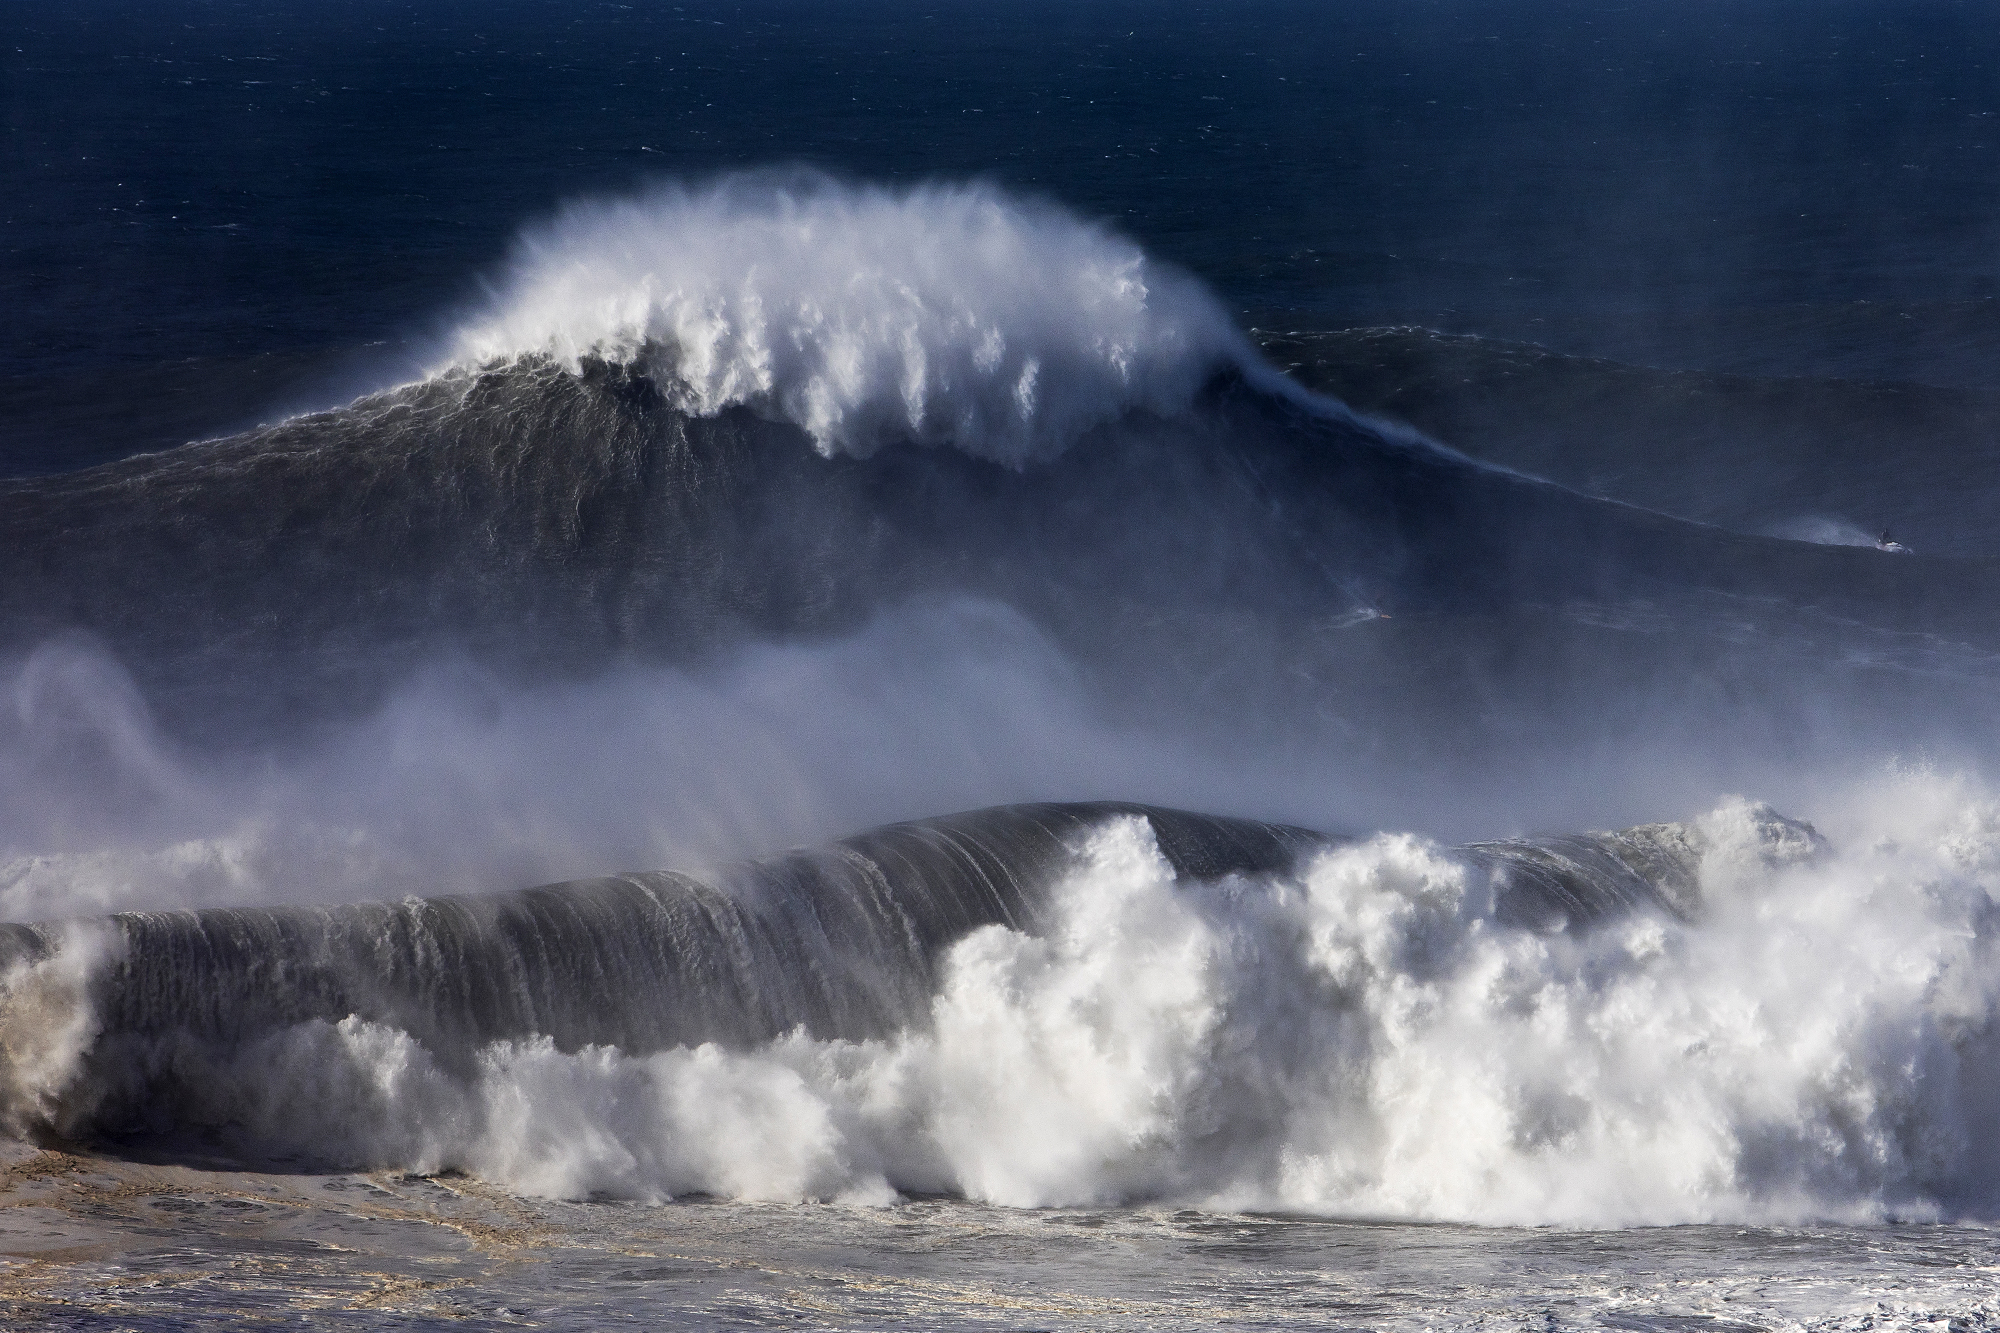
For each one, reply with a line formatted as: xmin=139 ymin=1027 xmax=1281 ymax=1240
xmin=3 ymin=1145 xmax=1998 ymax=1331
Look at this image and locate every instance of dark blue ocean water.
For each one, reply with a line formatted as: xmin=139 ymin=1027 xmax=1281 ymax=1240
xmin=8 ymin=0 xmax=2000 ymax=474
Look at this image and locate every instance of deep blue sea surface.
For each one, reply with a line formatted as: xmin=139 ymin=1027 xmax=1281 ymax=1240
xmin=9 ymin=0 xmax=2000 ymax=474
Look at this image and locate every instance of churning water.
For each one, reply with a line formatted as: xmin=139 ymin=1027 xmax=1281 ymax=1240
xmin=6 ymin=2 xmax=2000 ymax=1327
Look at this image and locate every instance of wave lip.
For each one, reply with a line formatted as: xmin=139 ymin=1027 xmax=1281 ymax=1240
xmin=447 ymin=172 xmax=1248 ymax=464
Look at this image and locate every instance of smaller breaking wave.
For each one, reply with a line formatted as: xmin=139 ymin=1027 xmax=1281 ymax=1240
xmin=0 ymin=803 xmax=1325 ymax=1141
xmin=7 ymin=793 xmax=1994 ymax=1226
xmin=448 ymin=173 xmax=1248 ymax=464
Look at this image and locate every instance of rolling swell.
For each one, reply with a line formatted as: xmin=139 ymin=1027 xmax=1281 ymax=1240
xmin=4 ymin=805 xmax=1317 ymax=1066
xmin=4 ymin=178 xmax=1998 ymax=752
xmin=7 ymin=347 xmax=1999 ymax=746
xmin=0 ymin=803 xmax=1320 ymax=1140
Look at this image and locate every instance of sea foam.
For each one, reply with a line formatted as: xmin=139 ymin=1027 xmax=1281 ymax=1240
xmin=446 ymin=173 xmax=1248 ymax=464
xmin=9 ymin=778 xmax=2000 ymax=1226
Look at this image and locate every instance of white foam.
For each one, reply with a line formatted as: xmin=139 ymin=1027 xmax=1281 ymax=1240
xmin=0 ymin=922 xmax=119 ymax=1139
xmin=85 ymin=776 xmax=2000 ymax=1225
xmin=447 ymin=173 xmax=1248 ymax=464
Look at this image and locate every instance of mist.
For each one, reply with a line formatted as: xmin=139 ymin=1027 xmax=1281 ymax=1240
xmin=5 ymin=178 xmax=1990 ymax=855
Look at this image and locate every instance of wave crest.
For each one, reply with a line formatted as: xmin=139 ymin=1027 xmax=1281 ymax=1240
xmin=7 ymin=785 xmax=2000 ymax=1224
xmin=447 ymin=173 xmax=1246 ymax=463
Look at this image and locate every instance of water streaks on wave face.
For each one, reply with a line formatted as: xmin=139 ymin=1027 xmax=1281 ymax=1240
xmin=451 ymin=173 xmax=1247 ymax=465
xmin=4 ymin=790 xmax=1997 ymax=1226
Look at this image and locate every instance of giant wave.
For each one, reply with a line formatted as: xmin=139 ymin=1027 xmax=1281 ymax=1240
xmin=7 ymin=175 xmax=2000 ymax=1230
xmin=2 ymin=178 xmax=1994 ymax=756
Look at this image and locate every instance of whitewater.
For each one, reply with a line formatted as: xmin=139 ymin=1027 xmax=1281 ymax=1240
xmin=447 ymin=175 xmax=1254 ymax=463
xmin=5 ymin=171 xmax=2000 ymax=1329
xmin=8 ymin=780 xmax=2000 ymax=1228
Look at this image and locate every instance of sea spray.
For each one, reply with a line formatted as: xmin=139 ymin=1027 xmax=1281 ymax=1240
xmin=448 ymin=173 xmax=1248 ymax=464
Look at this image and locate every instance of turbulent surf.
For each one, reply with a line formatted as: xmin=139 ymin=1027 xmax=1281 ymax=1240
xmin=5 ymin=791 xmax=1998 ymax=1226
xmin=5 ymin=175 xmax=2000 ymax=1234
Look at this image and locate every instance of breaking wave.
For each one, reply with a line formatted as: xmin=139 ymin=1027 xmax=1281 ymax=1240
xmin=8 ymin=172 xmax=2000 ymax=1234
xmin=5 ymin=172 xmax=1995 ymax=756
xmin=448 ymin=173 xmax=1248 ymax=464
xmin=5 ymin=787 xmax=1999 ymax=1227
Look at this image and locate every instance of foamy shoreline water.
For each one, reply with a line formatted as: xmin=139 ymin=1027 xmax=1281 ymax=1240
xmin=4 ymin=1142 xmax=1997 ymax=1331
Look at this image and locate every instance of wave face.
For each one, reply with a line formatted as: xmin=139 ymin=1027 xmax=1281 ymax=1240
xmin=1 ymin=804 xmax=1326 ymax=1141
xmin=6 ymin=796 xmax=1997 ymax=1226
xmin=451 ymin=173 xmax=1246 ymax=464
xmin=2 ymin=177 xmax=1997 ymax=758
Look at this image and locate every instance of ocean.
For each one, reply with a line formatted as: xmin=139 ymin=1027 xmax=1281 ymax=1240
xmin=5 ymin=0 xmax=2000 ymax=1327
